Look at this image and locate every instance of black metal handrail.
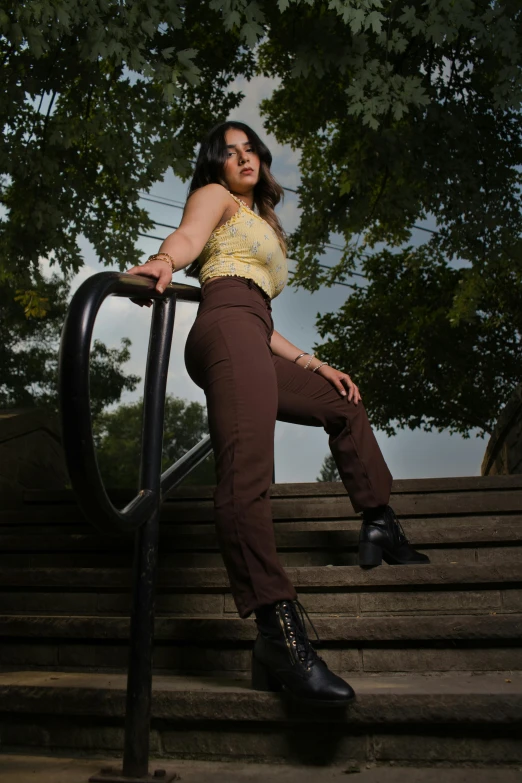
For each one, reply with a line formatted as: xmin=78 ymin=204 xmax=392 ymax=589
xmin=59 ymin=271 xmax=212 ymax=536
xmin=58 ymin=271 xmax=213 ymax=782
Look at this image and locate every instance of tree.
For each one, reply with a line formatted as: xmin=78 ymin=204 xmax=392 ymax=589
xmin=0 ymin=270 xmax=140 ymax=414
xmin=1 ymin=0 xmax=253 ymax=290
xmin=4 ymin=1 xmax=522 ymax=436
xmin=252 ymin=0 xmax=522 ymax=437
xmin=316 ymin=245 xmax=522 ymax=436
xmin=317 ymin=453 xmax=340 ymax=482
xmin=93 ymin=395 xmax=214 ymax=488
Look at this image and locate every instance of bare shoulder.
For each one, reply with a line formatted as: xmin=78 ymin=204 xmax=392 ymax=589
xmin=177 ymin=184 xmax=232 ymax=243
xmin=185 ymin=183 xmax=230 ymax=210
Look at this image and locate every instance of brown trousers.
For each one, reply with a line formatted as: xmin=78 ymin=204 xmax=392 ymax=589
xmin=185 ymin=277 xmax=392 ymax=618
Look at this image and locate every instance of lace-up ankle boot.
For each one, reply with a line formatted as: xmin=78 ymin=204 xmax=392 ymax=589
xmin=358 ymin=505 xmax=430 ymax=566
xmin=252 ymin=599 xmax=355 ymax=705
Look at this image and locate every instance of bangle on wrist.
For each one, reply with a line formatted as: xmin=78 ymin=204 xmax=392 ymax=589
xmin=146 ymin=252 xmax=175 ymax=271
xmin=293 ymin=352 xmax=307 ymax=363
xmin=312 ymin=361 xmax=328 ymax=373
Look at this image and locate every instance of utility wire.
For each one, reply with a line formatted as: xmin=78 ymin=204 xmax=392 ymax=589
xmin=148 ymin=220 xmax=363 ymax=263
xmin=151 ymin=221 xmax=180 ymax=231
xmin=140 ymin=195 xmax=184 ymax=210
xmin=141 ymin=189 xmax=438 ymax=239
xmin=138 ymin=233 xmax=363 ymax=289
xmin=139 ymin=175 xmax=434 ymax=287
xmin=147 ymin=221 xmax=368 ymax=276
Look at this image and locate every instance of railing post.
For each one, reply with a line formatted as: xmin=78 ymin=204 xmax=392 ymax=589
xmin=58 ymin=273 xmax=210 ymax=782
xmin=122 ymin=296 xmax=176 ymax=778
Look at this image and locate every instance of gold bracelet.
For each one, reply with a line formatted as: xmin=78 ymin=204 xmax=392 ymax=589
xmin=146 ymin=253 xmax=175 ymax=270
xmin=145 ymin=256 xmax=170 ymax=269
xmin=312 ymin=362 xmax=328 ymax=373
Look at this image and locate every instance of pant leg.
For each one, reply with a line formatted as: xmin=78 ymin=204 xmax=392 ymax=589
xmin=274 ymin=355 xmax=392 ymax=512
xmin=185 ymin=280 xmax=297 ymax=618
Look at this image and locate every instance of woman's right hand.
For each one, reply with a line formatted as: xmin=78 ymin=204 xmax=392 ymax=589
xmin=126 ymin=259 xmax=173 ymax=307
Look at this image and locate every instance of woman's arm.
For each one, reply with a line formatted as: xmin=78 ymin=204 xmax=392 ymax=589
xmin=270 ymin=329 xmax=361 ymax=403
xmin=126 ymin=184 xmax=231 ymax=293
xmin=270 ymin=330 xmax=317 ymax=367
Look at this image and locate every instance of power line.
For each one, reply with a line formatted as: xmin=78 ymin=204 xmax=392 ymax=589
xmin=138 ymin=233 xmax=364 ymax=289
xmin=138 ymin=232 xmax=167 ymax=241
xmin=139 ymin=191 xmax=185 ymax=207
xmin=141 ymin=190 xmax=438 ymax=242
xmin=414 ymin=224 xmax=438 ymax=235
xmin=147 ymin=221 xmax=368 ymax=280
xmin=316 ymin=264 xmax=359 ymax=288
xmin=152 ymin=221 xmax=179 ymax=231
xmin=140 ymin=195 xmax=184 ymax=210
xmin=317 ymin=264 xmax=366 ymax=279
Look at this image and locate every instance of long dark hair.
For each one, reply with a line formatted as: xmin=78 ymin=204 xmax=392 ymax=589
xmin=184 ymin=121 xmax=286 ymax=279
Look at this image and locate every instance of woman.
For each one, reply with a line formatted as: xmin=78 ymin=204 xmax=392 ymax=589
xmin=127 ymin=121 xmax=429 ymax=706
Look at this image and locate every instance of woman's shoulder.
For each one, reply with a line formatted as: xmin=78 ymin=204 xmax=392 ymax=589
xmin=186 ymin=183 xmax=231 ymax=207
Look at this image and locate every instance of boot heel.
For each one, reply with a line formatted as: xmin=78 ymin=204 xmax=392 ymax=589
xmin=251 ymin=655 xmax=283 ymax=692
xmin=358 ymin=541 xmax=383 ymax=566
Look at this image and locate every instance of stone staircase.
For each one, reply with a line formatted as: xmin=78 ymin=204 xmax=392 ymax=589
xmin=0 ymin=476 xmax=521 ymax=768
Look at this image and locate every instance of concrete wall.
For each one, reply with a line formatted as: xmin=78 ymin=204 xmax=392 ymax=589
xmin=481 ymin=385 xmax=522 ymax=476
xmin=0 ymin=409 xmax=69 ymax=509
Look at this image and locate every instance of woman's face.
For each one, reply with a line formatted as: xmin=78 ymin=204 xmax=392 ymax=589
xmin=222 ymin=128 xmax=260 ymax=194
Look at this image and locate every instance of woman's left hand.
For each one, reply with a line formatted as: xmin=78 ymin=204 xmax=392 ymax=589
xmin=316 ymin=365 xmax=362 ymax=404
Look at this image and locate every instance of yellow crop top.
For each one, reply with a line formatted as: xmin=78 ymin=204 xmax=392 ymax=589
xmin=198 ymin=192 xmax=287 ymax=300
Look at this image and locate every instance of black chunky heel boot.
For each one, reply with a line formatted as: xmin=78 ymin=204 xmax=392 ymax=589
xmin=359 ymin=505 xmax=430 ymax=567
xmin=251 ymin=655 xmax=283 ymax=692
xmin=252 ymin=599 xmax=355 ymax=706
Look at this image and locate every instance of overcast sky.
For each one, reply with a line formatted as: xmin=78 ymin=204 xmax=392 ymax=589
xmin=68 ymin=75 xmax=487 ymax=483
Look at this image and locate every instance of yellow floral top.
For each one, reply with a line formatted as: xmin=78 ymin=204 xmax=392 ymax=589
xmin=198 ymin=193 xmax=287 ymax=299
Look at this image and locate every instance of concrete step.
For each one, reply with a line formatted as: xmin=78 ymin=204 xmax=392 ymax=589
xmin=20 ymin=474 xmax=522 ymax=503
xmin=1 ymin=519 xmax=521 ymax=567
xmin=4 ymin=756 xmax=522 ymax=783
xmin=0 ymin=562 xmax=520 ymax=589
xmin=1 ymin=614 xmax=521 ymax=674
xmin=3 ymin=613 xmax=522 ymax=642
xmin=1 ymin=547 xmax=521 ymax=569
xmin=6 ymin=476 xmax=522 ymax=527
xmin=4 ymin=489 xmax=522 ymax=527
xmin=3 ymin=515 xmax=522 ymax=542
xmin=0 ymin=670 xmax=521 ymax=765
xmin=3 ymin=516 xmax=522 ymax=547
xmin=0 ymin=564 xmax=520 ymax=618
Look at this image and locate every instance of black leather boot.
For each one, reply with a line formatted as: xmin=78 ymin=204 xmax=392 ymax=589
xmin=358 ymin=505 xmax=430 ymax=566
xmin=252 ymin=599 xmax=355 ymax=706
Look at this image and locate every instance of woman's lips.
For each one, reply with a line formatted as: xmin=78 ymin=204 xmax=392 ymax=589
xmin=241 ymin=168 xmax=254 ymax=175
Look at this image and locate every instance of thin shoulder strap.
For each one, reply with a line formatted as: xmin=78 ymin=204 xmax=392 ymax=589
xmin=227 ymin=191 xmax=247 ymax=208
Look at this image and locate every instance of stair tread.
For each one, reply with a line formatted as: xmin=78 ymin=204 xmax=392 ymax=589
xmin=1 ymin=670 xmax=521 ymax=725
xmin=2 ymin=668 xmax=521 ymax=692
xmin=1 ymin=563 xmax=520 ymax=588
xmin=2 ymin=517 xmax=522 ymax=549
xmin=1 ymin=613 xmax=521 ymax=640
xmin=21 ymin=474 xmax=522 ymax=505
xmin=14 ymin=490 xmax=522 ymax=520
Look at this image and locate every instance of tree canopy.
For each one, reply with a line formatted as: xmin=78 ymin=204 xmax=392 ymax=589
xmin=254 ymin=0 xmax=522 ymax=437
xmin=3 ymin=0 xmax=521 ymax=436
xmin=1 ymin=0 xmax=252 ymax=288
xmin=0 ymin=269 xmax=140 ymax=413
xmin=93 ymin=395 xmax=214 ymax=488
